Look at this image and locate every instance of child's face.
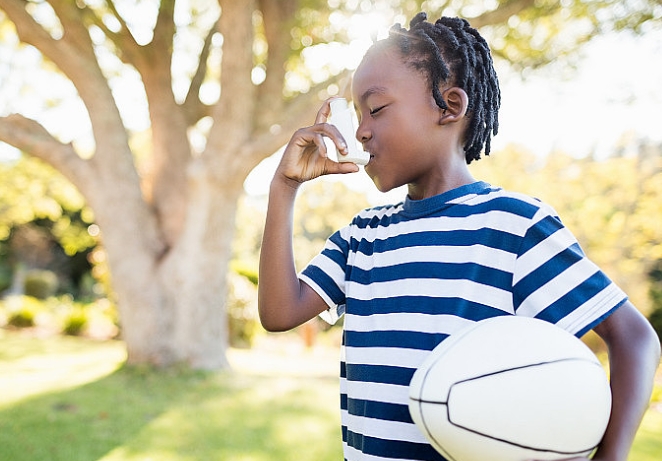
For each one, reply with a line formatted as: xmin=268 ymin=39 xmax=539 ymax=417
xmin=351 ymin=46 xmax=447 ymax=195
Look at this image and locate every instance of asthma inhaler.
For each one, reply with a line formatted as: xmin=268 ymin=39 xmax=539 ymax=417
xmin=328 ymin=98 xmax=370 ymax=166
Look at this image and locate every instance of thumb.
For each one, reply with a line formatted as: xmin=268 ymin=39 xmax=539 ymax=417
xmin=323 ymin=160 xmax=360 ymax=176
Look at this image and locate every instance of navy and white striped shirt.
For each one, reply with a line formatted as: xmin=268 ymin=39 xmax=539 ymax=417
xmin=299 ymin=181 xmax=626 ymax=461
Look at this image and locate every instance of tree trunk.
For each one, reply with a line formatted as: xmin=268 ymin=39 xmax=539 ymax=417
xmin=156 ymin=160 xmax=242 ymax=369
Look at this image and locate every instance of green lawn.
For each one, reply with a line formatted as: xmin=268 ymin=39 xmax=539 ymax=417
xmin=0 ymin=328 xmax=660 ymax=461
xmin=0 ymin=329 xmax=342 ymax=461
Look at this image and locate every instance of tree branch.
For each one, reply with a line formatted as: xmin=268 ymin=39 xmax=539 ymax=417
xmin=243 ymin=68 xmax=353 ymax=171
xmin=182 ymin=19 xmax=219 ymax=125
xmin=78 ymin=0 xmax=142 ymax=67
xmin=0 ymin=115 xmax=91 ymax=191
xmin=207 ymin=0 xmax=257 ymax=151
xmin=0 ymin=0 xmax=60 ymax=52
xmin=255 ymin=0 xmax=298 ymax=131
xmin=468 ymin=0 xmax=537 ymax=28
xmin=149 ymin=0 xmax=176 ymax=65
xmin=46 ymin=0 xmax=98 ymax=60
xmin=4 ymin=0 xmax=120 ymax=123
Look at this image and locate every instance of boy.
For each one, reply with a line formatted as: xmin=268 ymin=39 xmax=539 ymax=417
xmin=258 ymin=13 xmax=660 ymax=461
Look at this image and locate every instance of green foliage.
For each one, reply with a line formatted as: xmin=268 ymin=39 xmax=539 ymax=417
xmin=227 ymin=273 xmax=260 ymax=349
xmin=232 ymin=195 xmax=266 ymax=277
xmin=648 ymin=307 xmax=662 ymax=345
xmin=473 ymin=140 xmax=662 ymax=314
xmin=0 ymin=259 xmax=11 ymax=293
xmin=0 ymin=295 xmax=117 ymax=338
xmin=230 ymin=260 xmax=259 ymax=286
xmin=24 ymin=269 xmax=59 ymax=299
xmin=0 ymin=155 xmax=101 ymax=300
xmin=647 ymin=261 xmax=662 ymax=344
xmin=291 ymin=0 xmax=660 ymax=78
xmin=62 ymin=307 xmax=89 ymax=336
xmin=0 ymin=156 xmax=89 ymax=236
xmin=7 ymin=308 xmax=36 ymax=328
xmin=293 ymin=180 xmax=370 ymax=270
xmin=4 ymin=295 xmax=42 ymax=328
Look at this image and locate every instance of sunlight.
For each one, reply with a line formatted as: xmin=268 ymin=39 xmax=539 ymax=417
xmin=0 ymin=332 xmax=125 ymax=407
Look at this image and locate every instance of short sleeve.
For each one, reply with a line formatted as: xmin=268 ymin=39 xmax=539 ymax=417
xmin=299 ymin=227 xmax=351 ymax=324
xmin=513 ymin=204 xmax=627 ymax=336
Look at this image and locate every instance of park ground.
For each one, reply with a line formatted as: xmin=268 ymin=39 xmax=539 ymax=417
xmin=0 ymin=327 xmax=660 ymax=461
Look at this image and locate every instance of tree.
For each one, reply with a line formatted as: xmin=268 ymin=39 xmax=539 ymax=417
xmin=0 ymin=0 xmax=658 ymax=368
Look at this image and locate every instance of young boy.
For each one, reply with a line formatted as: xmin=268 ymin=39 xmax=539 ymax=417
xmin=258 ymin=13 xmax=660 ymax=461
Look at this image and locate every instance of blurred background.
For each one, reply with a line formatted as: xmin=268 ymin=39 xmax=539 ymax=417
xmin=0 ymin=1 xmax=660 ymax=460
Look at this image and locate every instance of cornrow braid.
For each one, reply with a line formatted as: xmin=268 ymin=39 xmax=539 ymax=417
xmin=385 ymin=12 xmax=501 ymax=163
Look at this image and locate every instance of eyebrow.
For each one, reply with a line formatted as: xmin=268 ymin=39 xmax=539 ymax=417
xmin=358 ymin=86 xmax=388 ymax=105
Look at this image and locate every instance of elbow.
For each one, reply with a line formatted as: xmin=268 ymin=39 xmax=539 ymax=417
xmin=638 ymin=314 xmax=661 ymax=365
xmin=259 ymin=315 xmax=291 ymax=333
xmin=257 ymin=302 xmax=295 ymax=333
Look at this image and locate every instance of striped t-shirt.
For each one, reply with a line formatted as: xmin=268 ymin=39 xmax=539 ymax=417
xmin=299 ymin=181 xmax=626 ymax=461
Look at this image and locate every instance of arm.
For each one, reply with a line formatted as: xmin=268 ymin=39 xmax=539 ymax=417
xmin=258 ymin=99 xmax=359 ymax=332
xmin=589 ymin=301 xmax=661 ymax=461
xmin=534 ymin=302 xmax=660 ymax=461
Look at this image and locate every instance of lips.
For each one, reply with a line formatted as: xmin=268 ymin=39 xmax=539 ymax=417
xmin=365 ymin=151 xmax=375 ymax=169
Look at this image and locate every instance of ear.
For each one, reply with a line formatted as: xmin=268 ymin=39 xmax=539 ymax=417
xmin=438 ymin=87 xmax=469 ymax=125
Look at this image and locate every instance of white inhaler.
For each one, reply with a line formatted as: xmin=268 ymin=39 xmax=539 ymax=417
xmin=328 ymin=98 xmax=370 ymax=166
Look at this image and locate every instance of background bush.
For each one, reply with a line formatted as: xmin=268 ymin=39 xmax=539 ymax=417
xmin=24 ymin=270 xmax=59 ymax=299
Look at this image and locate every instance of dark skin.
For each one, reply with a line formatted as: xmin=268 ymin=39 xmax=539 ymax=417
xmin=258 ymin=44 xmax=661 ymax=461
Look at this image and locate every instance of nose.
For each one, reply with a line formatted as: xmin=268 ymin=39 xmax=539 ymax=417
xmin=356 ymin=118 xmax=371 ymax=145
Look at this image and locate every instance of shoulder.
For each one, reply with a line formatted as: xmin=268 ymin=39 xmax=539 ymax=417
xmin=349 ymin=201 xmax=406 ymax=228
xmin=462 ymin=185 xmax=559 ymax=223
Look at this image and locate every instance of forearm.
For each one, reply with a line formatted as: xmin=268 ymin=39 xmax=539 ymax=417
xmin=258 ymin=176 xmax=303 ymax=331
xmin=258 ymin=98 xmax=357 ymax=331
xmin=593 ymin=303 xmax=661 ymax=461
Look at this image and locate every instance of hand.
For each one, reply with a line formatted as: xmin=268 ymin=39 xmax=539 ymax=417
xmin=275 ymin=98 xmax=359 ymax=185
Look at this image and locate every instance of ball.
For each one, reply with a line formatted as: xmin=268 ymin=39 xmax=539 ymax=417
xmin=408 ymin=316 xmax=611 ymax=461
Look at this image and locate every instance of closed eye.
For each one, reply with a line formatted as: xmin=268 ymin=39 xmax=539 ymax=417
xmin=370 ymin=105 xmax=386 ymax=116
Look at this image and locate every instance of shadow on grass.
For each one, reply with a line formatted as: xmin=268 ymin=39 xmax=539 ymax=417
xmin=0 ymin=363 xmax=342 ymax=461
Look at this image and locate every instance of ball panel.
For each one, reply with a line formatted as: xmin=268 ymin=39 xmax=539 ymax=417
xmin=416 ymin=400 xmax=592 ymax=461
xmin=411 ymin=402 xmax=455 ymax=461
xmin=411 ymin=316 xmax=601 ymax=404
xmin=408 ymin=316 xmax=612 ymax=461
xmin=447 ymin=359 xmax=611 ymax=453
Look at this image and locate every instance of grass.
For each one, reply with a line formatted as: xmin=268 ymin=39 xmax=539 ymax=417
xmin=0 ymin=328 xmax=660 ymax=461
xmin=0 ymin=329 xmax=342 ymax=461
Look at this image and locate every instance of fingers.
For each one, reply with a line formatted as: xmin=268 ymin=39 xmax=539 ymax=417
xmin=324 ymin=159 xmax=360 ymax=175
xmin=291 ymin=127 xmax=328 ymax=157
xmin=315 ymin=97 xmax=349 ymax=154
xmin=315 ymin=97 xmax=336 ymax=124
xmin=276 ymin=98 xmax=358 ymax=184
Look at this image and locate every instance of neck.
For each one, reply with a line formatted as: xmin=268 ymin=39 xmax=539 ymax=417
xmin=407 ymin=156 xmax=476 ymax=201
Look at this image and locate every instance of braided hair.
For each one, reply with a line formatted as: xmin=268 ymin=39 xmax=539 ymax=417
xmin=379 ymin=12 xmax=501 ymax=163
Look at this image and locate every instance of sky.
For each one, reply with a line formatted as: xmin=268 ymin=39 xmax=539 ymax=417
xmin=493 ymin=29 xmax=662 ymax=158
